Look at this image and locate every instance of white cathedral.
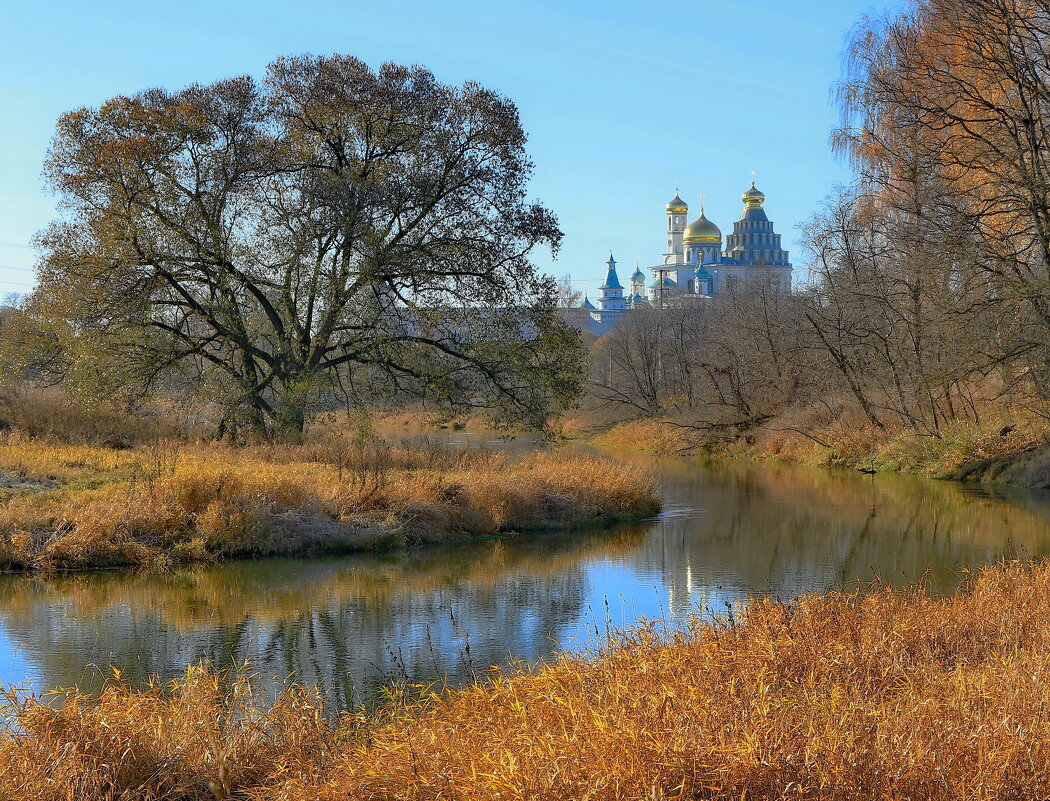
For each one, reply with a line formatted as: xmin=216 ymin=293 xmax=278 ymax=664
xmin=578 ymin=181 xmax=792 ymax=335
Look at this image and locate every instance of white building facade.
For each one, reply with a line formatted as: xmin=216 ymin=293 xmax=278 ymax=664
xmin=578 ymin=182 xmax=793 ymax=336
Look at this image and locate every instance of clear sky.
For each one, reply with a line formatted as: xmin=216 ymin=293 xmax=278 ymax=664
xmin=0 ymin=0 xmax=898 ymax=299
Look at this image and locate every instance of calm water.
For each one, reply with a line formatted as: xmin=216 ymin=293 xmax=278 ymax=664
xmin=3 ymin=439 xmax=1050 ymax=708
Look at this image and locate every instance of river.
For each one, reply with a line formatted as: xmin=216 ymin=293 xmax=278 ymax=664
xmin=2 ymin=436 xmax=1050 ymax=708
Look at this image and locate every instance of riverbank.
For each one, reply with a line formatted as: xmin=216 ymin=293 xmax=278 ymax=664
xmin=0 ymin=437 xmax=660 ymax=572
xmin=587 ymin=414 xmax=1050 ymax=488
xmin=2 ymin=557 xmax=1049 ymax=800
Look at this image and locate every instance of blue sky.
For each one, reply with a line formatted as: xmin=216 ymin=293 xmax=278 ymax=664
xmin=0 ymin=0 xmax=896 ymax=299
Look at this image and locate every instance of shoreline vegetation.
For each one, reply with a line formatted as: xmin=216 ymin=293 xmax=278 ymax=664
xmin=580 ymin=414 xmax=1050 ymax=488
xmin=3 ymin=558 xmax=1050 ymax=799
xmin=0 ymin=434 xmax=660 ymax=573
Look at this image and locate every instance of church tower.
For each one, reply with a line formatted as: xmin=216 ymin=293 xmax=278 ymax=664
xmin=597 ymin=253 xmax=625 ymax=311
xmin=664 ymin=192 xmax=688 ymax=265
xmin=724 ymin=180 xmax=792 ymax=291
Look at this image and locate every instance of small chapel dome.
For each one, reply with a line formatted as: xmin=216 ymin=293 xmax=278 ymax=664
xmin=649 ymin=276 xmax=677 ymax=289
xmin=581 ymin=295 xmax=597 ymax=311
xmin=742 ymin=181 xmax=766 ymax=208
xmin=695 ymin=266 xmax=710 ymax=279
xmin=683 ymin=211 xmax=722 ymax=244
xmin=631 ymin=267 xmax=646 ymax=283
xmin=666 ymin=193 xmax=688 ymax=214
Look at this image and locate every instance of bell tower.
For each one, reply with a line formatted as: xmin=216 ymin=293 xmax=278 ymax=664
xmin=665 ymin=189 xmax=688 ymax=265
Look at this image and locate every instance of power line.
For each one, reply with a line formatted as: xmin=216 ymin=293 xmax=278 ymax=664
xmin=0 ymin=242 xmax=34 ymax=250
xmin=0 ymin=265 xmax=33 ymax=272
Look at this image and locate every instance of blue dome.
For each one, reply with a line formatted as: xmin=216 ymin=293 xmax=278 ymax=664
xmin=631 ymin=268 xmax=646 ymax=283
xmin=581 ymin=295 xmax=597 ymax=310
xmin=695 ymin=267 xmax=710 ymax=278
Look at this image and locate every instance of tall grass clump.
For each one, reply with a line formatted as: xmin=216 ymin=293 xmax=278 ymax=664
xmin=0 ymin=438 xmax=660 ymax=571
xmin=0 ymin=666 xmax=333 ymax=801
xmin=5 ymin=560 xmax=1050 ymax=799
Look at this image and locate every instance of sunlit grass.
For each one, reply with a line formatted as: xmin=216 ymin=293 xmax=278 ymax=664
xmin=0 ymin=438 xmax=660 ymax=571
xmin=591 ymin=418 xmax=694 ymax=454
xmin=4 ymin=559 xmax=1050 ymax=799
xmin=0 ymin=665 xmax=334 ymax=800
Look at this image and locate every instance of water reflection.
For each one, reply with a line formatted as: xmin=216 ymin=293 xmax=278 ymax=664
xmin=3 ymin=452 xmax=1050 ymax=707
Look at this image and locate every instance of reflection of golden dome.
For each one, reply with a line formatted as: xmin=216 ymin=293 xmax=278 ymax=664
xmin=683 ymin=211 xmax=722 ymax=243
xmin=666 ymin=193 xmax=688 ymax=214
xmin=742 ymin=181 xmax=766 ymax=208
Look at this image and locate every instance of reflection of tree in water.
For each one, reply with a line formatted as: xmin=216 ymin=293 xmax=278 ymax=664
xmin=0 ymin=530 xmax=645 ymax=708
xmin=6 ymin=454 xmax=1050 ymax=707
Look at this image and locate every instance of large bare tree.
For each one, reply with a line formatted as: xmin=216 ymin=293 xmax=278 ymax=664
xmin=35 ymin=54 xmax=581 ymax=435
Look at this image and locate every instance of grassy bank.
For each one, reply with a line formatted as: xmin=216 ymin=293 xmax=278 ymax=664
xmin=590 ymin=412 xmax=1050 ymax=487
xmin=0 ymin=437 xmax=660 ymax=571
xmin=3 ymin=559 xmax=1050 ymax=799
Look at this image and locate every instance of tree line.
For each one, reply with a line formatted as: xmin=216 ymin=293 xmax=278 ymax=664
xmin=587 ymin=0 xmax=1050 ymax=444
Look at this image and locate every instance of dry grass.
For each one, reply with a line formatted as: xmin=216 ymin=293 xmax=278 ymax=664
xmin=755 ymin=402 xmax=1050 ymax=484
xmin=0 ymin=437 xmax=660 ymax=571
xmin=591 ymin=418 xmax=694 ymax=454
xmin=0 ymin=385 xmax=195 ymax=447
xmin=0 ymin=666 xmax=334 ymax=801
xmin=289 ymin=559 xmax=1050 ymax=801
xmin=5 ymin=560 xmax=1050 ymax=799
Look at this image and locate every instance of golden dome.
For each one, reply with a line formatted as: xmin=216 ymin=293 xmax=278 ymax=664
xmin=683 ymin=210 xmax=722 ymax=243
xmin=742 ymin=181 xmax=766 ymax=208
xmin=666 ymin=193 xmax=688 ymax=214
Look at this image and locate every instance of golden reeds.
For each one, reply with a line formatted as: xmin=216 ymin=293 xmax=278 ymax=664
xmin=0 ymin=665 xmax=334 ymax=800
xmin=296 ymin=559 xmax=1050 ymax=801
xmin=0 ymin=438 xmax=660 ymax=571
xmin=4 ymin=560 xmax=1050 ymax=799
